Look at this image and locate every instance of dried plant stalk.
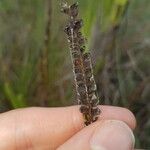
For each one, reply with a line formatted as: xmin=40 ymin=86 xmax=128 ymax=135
xmin=61 ymin=2 xmax=100 ymax=126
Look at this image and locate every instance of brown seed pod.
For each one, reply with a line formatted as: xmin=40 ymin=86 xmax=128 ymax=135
xmin=61 ymin=2 xmax=79 ymax=18
xmin=61 ymin=1 xmax=101 ymax=126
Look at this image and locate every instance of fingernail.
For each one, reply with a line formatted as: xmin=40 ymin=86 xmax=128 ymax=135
xmin=90 ymin=120 xmax=135 ymax=150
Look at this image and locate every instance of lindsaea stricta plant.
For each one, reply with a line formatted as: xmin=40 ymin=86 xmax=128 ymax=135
xmin=61 ymin=2 xmax=100 ymax=126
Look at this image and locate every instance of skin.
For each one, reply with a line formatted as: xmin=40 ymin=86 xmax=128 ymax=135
xmin=0 ymin=105 xmax=136 ymax=150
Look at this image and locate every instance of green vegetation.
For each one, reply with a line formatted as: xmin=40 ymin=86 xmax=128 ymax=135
xmin=0 ymin=0 xmax=149 ymax=148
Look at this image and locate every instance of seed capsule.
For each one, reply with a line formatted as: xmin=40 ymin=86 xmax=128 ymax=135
xmin=61 ymin=1 xmax=101 ymax=126
xmin=69 ymin=2 xmax=79 ymax=17
xmin=64 ymin=26 xmax=71 ymax=35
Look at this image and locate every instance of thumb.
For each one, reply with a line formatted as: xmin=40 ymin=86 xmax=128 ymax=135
xmin=58 ymin=120 xmax=135 ymax=150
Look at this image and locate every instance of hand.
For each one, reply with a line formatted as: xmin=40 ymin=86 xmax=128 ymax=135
xmin=0 ymin=105 xmax=136 ymax=150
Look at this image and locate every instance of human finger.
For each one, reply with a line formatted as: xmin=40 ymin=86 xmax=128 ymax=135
xmin=58 ymin=120 xmax=135 ymax=150
xmin=0 ymin=105 xmax=136 ymax=149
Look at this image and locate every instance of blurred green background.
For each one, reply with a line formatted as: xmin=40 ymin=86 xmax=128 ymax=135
xmin=0 ymin=0 xmax=149 ymax=148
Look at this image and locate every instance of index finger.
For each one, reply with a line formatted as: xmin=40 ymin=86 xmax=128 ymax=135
xmin=0 ymin=105 xmax=136 ymax=150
